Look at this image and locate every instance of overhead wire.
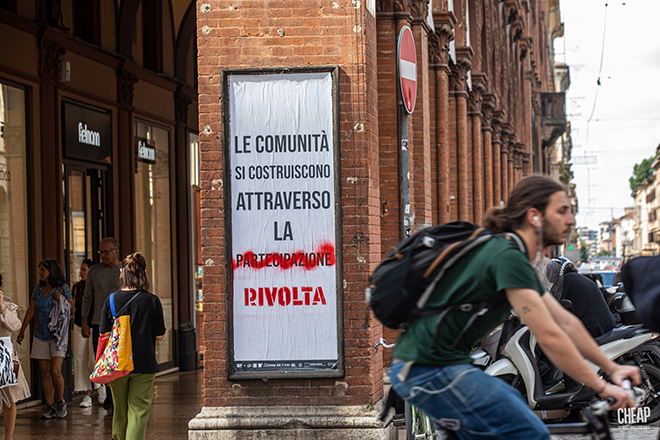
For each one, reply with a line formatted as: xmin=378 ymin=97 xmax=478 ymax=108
xmin=581 ymin=2 xmax=610 ymax=218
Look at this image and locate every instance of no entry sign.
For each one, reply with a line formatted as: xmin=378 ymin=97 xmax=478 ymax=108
xmin=397 ymin=26 xmax=417 ymax=114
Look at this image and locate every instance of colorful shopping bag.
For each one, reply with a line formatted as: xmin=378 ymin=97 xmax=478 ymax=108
xmin=90 ymin=292 xmax=141 ymax=384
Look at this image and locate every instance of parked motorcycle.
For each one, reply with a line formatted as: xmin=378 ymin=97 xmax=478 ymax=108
xmin=485 ymin=316 xmax=660 ymax=423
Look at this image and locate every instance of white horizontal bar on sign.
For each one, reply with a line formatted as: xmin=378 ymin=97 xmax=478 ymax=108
xmin=400 ymin=59 xmax=416 ymax=82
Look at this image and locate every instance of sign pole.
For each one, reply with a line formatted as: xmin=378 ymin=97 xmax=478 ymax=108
xmin=400 ymin=112 xmax=411 ymax=238
xmin=397 ymin=25 xmax=416 ymax=239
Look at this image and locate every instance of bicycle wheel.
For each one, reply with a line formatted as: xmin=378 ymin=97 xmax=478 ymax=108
xmin=405 ymin=404 xmax=438 ymax=439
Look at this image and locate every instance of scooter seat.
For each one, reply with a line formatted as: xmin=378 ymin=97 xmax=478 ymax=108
xmin=534 ymin=385 xmax=595 ymax=411
xmin=593 ymin=325 xmax=645 ymax=345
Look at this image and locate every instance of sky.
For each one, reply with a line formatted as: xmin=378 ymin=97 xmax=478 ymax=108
xmin=554 ymin=0 xmax=660 ymax=231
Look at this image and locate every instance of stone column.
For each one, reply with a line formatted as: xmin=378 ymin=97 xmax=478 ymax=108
xmin=174 ymin=86 xmax=198 ymax=370
xmin=37 ymin=36 xmax=65 ymax=260
xmin=116 ymin=65 xmax=138 ymax=253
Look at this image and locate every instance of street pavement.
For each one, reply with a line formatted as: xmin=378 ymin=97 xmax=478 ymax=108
xmin=552 ymin=425 xmax=660 ymax=439
xmin=10 ymin=369 xmax=203 ymax=439
xmin=10 ymin=368 xmax=657 ymax=439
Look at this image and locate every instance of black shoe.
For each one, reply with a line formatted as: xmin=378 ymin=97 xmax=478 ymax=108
xmin=54 ymin=400 xmax=67 ymax=418
xmin=41 ymin=406 xmax=56 ymax=419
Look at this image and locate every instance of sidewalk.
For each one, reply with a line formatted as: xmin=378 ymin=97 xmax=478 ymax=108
xmin=11 ymin=369 xmax=203 ymax=439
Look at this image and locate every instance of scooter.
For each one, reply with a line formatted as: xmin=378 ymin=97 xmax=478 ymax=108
xmin=485 ymin=315 xmax=660 ymax=423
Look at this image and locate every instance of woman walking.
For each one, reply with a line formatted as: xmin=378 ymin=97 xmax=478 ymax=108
xmin=100 ymin=252 xmax=165 ymax=440
xmin=72 ymin=259 xmax=95 ymax=407
xmin=0 ymin=274 xmax=30 ymax=440
xmin=17 ymin=259 xmax=72 ymax=419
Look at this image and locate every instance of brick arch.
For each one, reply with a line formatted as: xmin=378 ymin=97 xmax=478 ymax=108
xmin=175 ymin=1 xmax=196 ymax=82
xmin=117 ymin=0 xmax=140 ymax=57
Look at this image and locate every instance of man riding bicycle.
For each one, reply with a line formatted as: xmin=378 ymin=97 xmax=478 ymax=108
xmin=390 ymin=175 xmax=640 ymax=439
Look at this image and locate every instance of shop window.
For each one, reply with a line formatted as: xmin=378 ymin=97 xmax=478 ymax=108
xmin=0 ymin=81 xmax=30 ymax=378
xmin=134 ymin=120 xmax=172 ymax=364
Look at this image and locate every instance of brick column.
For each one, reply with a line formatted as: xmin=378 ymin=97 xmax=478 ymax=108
xmin=482 ymin=94 xmax=495 ymax=210
xmin=492 ymin=111 xmax=504 ymax=207
xmin=500 ymin=123 xmax=512 ymax=201
xmin=410 ymin=2 xmax=432 ymax=232
xmin=451 ymin=46 xmax=472 ymax=221
xmin=191 ymin=2 xmax=392 ymax=438
xmin=520 ymin=39 xmax=534 ymax=176
xmin=429 ymin=12 xmax=455 ymax=225
xmin=469 ymin=73 xmax=486 ymax=223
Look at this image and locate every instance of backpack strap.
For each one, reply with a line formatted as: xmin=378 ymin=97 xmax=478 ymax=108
xmin=109 ymin=293 xmax=116 ymax=317
xmin=111 ymin=291 xmax=142 ymax=318
xmin=423 ymin=299 xmax=502 ymax=345
xmin=413 ymin=232 xmax=526 ymax=346
xmin=498 ymin=232 xmax=526 ymax=255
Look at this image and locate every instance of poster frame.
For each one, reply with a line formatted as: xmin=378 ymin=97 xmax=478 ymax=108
xmin=221 ymin=66 xmax=344 ymax=380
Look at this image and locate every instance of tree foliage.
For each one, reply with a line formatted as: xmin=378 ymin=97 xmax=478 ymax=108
xmin=580 ymin=239 xmax=589 ymax=262
xmin=630 ymin=154 xmax=657 ymax=193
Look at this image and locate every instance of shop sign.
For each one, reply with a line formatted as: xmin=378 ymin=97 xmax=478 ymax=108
xmin=136 ymin=137 xmax=156 ymax=164
xmin=225 ymin=68 xmax=342 ymax=379
xmin=62 ymin=101 xmax=112 ymax=164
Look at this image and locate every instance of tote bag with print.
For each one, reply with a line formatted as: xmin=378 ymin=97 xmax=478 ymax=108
xmin=90 ymin=292 xmax=140 ymax=384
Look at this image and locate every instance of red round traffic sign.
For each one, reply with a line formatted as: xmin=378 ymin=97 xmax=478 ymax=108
xmin=397 ymin=26 xmax=417 ymax=114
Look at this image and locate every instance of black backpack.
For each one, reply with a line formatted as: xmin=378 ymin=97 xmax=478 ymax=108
xmin=366 ymin=221 xmax=526 ymax=330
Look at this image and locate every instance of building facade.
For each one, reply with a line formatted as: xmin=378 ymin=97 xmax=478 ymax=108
xmin=193 ymin=0 xmax=567 ymax=438
xmin=632 ymin=147 xmax=660 ymax=256
xmin=0 ymin=0 xmax=200 ymax=400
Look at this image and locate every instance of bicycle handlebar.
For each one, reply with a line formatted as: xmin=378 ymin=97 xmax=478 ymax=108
xmin=374 ymin=337 xmax=396 ymax=351
xmin=590 ymin=379 xmax=642 ymax=416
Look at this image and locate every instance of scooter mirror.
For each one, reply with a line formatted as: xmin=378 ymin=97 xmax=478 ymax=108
xmin=559 ymin=299 xmax=573 ymax=310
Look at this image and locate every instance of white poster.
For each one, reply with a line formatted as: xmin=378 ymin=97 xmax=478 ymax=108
xmin=228 ymin=71 xmax=339 ymax=373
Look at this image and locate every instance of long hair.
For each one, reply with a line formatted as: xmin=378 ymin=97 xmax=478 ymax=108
xmin=120 ymin=252 xmax=150 ymax=291
xmin=38 ymin=259 xmax=67 ymax=287
xmin=483 ymin=175 xmax=565 ymax=233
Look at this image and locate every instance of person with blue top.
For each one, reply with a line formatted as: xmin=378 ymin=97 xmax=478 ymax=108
xmin=17 ymin=259 xmax=73 ymax=419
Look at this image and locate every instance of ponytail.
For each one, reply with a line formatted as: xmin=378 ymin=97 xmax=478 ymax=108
xmin=483 ymin=175 xmax=564 ymax=233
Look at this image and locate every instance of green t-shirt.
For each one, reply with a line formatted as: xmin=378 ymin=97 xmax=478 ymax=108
xmin=392 ymin=236 xmax=545 ymax=366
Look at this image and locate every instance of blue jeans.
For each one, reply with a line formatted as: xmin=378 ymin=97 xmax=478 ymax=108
xmin=390 ymin=362 xmax=550 ymax=440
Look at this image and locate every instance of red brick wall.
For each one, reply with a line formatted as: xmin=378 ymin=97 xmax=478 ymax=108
xmin=197 ymin=0 xmax=562 ymax=411
xmin=197 ymin=0 xmax=383 ymax=408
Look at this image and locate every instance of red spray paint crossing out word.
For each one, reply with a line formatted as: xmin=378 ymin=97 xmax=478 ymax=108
xmin=244 ymin=286 xmax=327 ymax=306
xmin=233 ymin=242 xmax=335 ymax=271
